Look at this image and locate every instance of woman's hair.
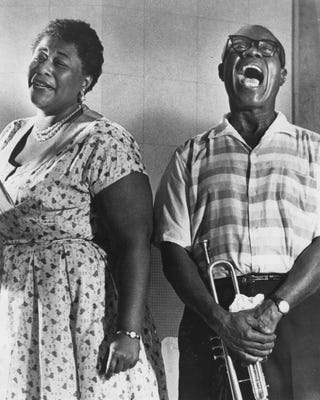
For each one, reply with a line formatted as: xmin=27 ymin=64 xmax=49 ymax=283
xmin=32 ymin=19 xmax=104 ymax=92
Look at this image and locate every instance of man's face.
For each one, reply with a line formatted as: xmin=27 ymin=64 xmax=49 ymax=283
xmin=219 ymin=26 xmax=287 ymax=111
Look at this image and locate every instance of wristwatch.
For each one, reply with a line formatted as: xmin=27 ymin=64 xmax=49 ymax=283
xmin=116 ymin=330 xmax=141 ymax=340
xmin=269 ymin=294 xmax=290 ymax=315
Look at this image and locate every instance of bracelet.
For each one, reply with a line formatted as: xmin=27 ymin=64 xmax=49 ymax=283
xmin=116 ymin=330 xmax=141 ymax=340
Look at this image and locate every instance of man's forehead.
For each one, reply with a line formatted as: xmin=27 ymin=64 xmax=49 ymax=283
xmin=233 ymin=25 xmax=277 ymax=42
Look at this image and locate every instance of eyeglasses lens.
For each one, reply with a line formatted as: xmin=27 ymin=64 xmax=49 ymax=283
xmin=230 ymin=36 xmax=277 ymax=57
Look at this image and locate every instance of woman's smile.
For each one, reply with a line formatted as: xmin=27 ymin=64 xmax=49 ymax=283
xmin=28 ymin=36 xmax=87 ymax=115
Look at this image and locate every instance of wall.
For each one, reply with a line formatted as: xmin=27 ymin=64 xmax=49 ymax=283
xmin=295 ymin=0 xmax=320 ymax=132
xmin=0 ymin=0 xmax=293 ymax=340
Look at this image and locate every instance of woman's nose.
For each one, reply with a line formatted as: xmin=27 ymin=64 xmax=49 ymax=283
xmin=36 ymin=59 xmax=53 ymax=74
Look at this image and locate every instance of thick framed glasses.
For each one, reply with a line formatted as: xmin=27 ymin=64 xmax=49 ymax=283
xmin=222 ymin=35 xmax=285 ymax=67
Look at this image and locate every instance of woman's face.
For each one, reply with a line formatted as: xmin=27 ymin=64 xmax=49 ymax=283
xmin=28 ymin=35 xmax=91 ymax=115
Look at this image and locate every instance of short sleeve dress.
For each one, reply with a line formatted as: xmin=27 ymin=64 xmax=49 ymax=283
xmin=0 ymin=106 xmax=168 ymax=400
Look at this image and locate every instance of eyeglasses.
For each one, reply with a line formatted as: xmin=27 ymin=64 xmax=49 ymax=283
xmin=222 ymin=35 xmax=285 ymax=67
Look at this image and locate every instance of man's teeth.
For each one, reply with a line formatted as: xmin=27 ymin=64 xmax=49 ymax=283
xmin=241 ymin=77 xmax=260 ymax=87
xmin=239 ymin=65 xmax=263 ymax=87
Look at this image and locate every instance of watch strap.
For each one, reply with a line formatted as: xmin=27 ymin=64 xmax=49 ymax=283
xmin=116 ymin=330 xmax=141 ymax=340
xmin=268 ymin=294 xmax=289 ymax=314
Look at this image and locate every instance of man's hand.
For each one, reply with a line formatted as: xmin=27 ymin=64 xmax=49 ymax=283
xmin=215 ymin=308 xmax=276 ymax=365
xmin=253 ymin=299 xmax=283 ymax=334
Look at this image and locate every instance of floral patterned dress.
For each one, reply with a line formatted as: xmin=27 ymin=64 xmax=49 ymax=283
xmin=0 ymin=106 xmax=168 ymax=400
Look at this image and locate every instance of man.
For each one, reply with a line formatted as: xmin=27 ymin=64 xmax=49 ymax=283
xmin=154 ymin=24 xmax=320 ymax=400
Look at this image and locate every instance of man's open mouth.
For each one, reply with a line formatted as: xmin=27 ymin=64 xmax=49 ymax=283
xmin=238 ymin=65 xmax=264 ymax=88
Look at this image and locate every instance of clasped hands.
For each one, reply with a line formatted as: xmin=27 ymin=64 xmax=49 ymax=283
xmin=215 ymin=299 xmax=282 ymax=365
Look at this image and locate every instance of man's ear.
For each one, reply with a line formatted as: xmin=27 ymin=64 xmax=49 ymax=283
xmin=218 ymin=63 xmax=224 ymax=82
xmin=280 ymin=68 xmax=287 ymax=86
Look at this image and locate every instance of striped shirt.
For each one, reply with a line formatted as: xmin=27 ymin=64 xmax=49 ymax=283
xmin=154 ymin=112 xmax=320 ymax=279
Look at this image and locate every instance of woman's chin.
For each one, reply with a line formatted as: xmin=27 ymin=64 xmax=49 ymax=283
xmin=30 ymin=97 xmax=54 ymax=113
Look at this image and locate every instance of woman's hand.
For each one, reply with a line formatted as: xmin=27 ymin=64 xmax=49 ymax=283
xmin=98 ymin=333 xmax=140 ymax=380
xmin=94 ymin=172 xmax=152 ymax=380
xmin=216 ymin=308 xmax=276 ymax=365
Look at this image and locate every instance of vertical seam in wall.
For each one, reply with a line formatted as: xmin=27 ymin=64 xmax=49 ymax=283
xmin=100 ymin=4 xmax=103 ymax=115
xmin=142 ymin=1 xmax=146 ymax=151
xmin=195 ymin=1 xmax=199 ymax=134
xmin=292 ymin=0 xmax=299 ymax=124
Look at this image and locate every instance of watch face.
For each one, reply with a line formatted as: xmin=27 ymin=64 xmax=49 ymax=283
xmin=278 ymin=300 xmax=290 ymax=314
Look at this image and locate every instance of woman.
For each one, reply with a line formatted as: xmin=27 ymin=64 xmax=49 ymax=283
xmin=0 ymin=19 xmax=167 ymax=400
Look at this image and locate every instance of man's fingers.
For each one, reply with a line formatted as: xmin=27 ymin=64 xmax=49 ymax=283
xmin=229 ymin=341 xmax=273 ymax=358
xmin=246 ymin=326 xmax=277 ymax=343
xmin=242 ymin=338 xmax=275 ymax=351
xmin=236 ymin=349 xmax=263 ymax=365
xmin=250 ymin=318 xmax=277 ymax=335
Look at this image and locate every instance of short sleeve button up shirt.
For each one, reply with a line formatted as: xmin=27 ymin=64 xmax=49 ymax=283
xmin=154 ymin=112 xmax=320 ymax=279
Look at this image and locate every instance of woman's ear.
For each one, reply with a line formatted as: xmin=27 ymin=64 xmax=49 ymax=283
xmin=280 ymin=68 xmax=287 ymax=86
xmin=82 ymin=76 xmax=93 ymax=93
xmin=218 ymin=63 xmax=224 ymax=82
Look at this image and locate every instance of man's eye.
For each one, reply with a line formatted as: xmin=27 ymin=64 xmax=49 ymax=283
xmin=233 ymin=43 xmax=248 ymax=51
xmin=259 ymin=43 xmax=274 ymax=54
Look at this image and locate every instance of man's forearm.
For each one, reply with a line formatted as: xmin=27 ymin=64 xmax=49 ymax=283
xmin=161 ymin=241 xmax=277 ymax=363
xmin=274 ymin=236 xmax=320 ymax=308
xmin=160 ymin=241 xmax=227 ymax=332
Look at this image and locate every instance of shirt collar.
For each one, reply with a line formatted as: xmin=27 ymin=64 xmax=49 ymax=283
xmin=209 ymin=111 xmax=296 ymax=139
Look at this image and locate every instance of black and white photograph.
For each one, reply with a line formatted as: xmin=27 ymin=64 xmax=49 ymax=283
xmin=0 ymin=1 xmax=318 ymax=399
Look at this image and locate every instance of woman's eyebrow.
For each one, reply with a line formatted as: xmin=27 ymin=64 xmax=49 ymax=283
xmin=56 ymin=50 xmax=71 ymax=59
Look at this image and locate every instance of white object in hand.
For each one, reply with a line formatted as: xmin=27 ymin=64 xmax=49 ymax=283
xmin=229 ymin=293 xmax=265 ymax=312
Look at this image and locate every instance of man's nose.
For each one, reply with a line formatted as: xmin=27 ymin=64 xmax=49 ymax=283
xmin=243 ymin=44 xmax=263 ymax=59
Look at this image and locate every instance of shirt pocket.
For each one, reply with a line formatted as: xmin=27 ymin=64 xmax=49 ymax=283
xmin=279 ymin=167 xmax=317 ymax=214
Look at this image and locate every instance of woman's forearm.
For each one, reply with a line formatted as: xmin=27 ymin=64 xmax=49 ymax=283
xmin=116 ymin=241 xmax=151 ymax=333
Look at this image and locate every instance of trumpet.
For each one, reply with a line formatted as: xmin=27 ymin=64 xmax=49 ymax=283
xmin=200 ymin=240 xmax=269 ymax=400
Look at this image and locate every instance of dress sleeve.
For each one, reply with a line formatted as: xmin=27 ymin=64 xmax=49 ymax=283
xmin=153 ymin=149 xmax=192 ymax=249
xmin=0 ymin=119 xmax=26 ymax=150
xmin=85 ymin=121 xmax=146 ymax=196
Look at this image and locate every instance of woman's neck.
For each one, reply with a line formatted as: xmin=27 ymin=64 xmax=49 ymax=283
xmin=35 ymin=103 xmax=81 ymax=130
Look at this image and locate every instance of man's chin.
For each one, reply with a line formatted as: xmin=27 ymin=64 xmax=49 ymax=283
xmin=233 ymin=94 xmax=269 ymax=110
xmin=232 ymin=84 xmax=268 ymax=105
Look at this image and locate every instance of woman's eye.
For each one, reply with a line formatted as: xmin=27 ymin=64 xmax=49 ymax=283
xmin=54 ymin=59 xmax=67 ymax=67
xmin=34 ymin=53 xmax=46 ymax=62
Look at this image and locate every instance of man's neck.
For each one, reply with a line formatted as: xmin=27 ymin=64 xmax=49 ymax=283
xmin=228 ymin=109 xmax=277 ymax=148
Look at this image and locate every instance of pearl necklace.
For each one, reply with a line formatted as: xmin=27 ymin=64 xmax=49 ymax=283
xmin=33 ymin=104 xmax=83 ymax=142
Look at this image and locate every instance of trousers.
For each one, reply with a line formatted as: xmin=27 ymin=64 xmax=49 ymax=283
xmin=178 ymin=274 xmax=320 ymax=400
